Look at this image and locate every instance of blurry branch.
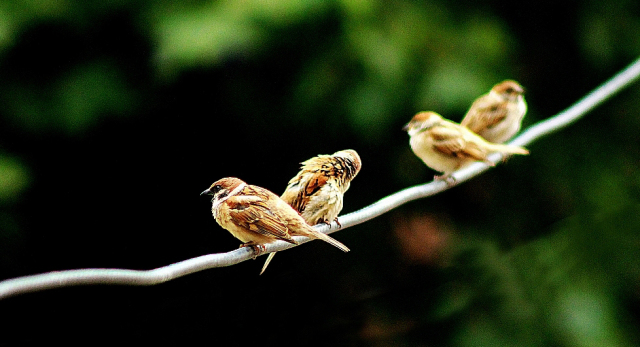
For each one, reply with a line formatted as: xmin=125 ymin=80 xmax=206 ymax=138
xmin=2 ymin=57 xmax=640 ymax=300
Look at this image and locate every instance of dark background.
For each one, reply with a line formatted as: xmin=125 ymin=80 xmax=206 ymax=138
xmin=1 ymin=1 xmax=640 ymax=345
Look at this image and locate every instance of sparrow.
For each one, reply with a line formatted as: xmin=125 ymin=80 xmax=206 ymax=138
xmin=260 ymin=149 xmax=361 ymax=274
xmin=461 ymin=80 xmax=527 ymax=143
xmin=403 ymin=111 xmax=529 ymax=181
xmin=201 ymin=177 xmax=350 ymax=272
xmin=282 ymin=149 xmax=361 ymax=226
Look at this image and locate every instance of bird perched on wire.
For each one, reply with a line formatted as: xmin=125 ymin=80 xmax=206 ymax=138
xmin=403 ymin=111 xmax=529 ymax=182
xmin=282 ymin=149 xmax=361 ymax=226
xmin=259 ymin=149 xmax=361 ymax=274
xmin=461 ymin=80 xmax=527 ymax=143
xmin=201 ymin=177 xmax=350 ymax=272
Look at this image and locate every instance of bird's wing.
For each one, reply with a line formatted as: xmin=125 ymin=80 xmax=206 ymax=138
xmin=430 ymin=125 xmax=465 ymax=155
xmin=225 ymin=190 xmax=298 ymax=244
xmin=431 ymin=125 xmax=487 ymax=161
xmin=281 ymin=169 xmax=328 ymax=214
xmin=458 ymin=141 xmax=489 ymax=161
xmin=304 ymin=171 xmax=328 ymax=196
xmin=462 ymin=96 xmax=508 ymax=132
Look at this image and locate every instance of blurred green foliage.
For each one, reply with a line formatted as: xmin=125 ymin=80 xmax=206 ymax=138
xmin=0 ymin=0 xmax=639 ymax=346
xmin=0 ymin=153 xmax=29 ymax=201
xmin=3 ymin=60 xmax=138 ymax=134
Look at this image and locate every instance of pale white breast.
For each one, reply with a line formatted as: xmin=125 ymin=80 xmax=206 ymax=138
xmin=301 ymin=182 xmax=344 ymax=225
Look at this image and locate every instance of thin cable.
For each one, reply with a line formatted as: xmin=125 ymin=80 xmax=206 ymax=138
xmin=1 ymin=57 xmax=640 ymax=300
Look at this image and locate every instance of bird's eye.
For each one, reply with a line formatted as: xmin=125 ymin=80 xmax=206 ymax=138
xmin=211 ymin=185 xmax=223 ymax=194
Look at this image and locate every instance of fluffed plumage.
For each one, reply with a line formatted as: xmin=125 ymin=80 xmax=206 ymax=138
xmin=281 ymin=149 xmax=361 ymax=225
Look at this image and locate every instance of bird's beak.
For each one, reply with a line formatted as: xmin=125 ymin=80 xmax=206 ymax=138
xmin=201 ymin=189 xmax=212 ymax=196
xmin=402 ymin=123 xmax=410 ymax=131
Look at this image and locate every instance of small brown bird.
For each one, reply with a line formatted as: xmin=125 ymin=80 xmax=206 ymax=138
xmin=403 ymin=111 xmax=529 ymax=181
xmin=282 ymin=149 xmax=361 ymax=226
xmin=201 ymin=177 xmax=349 ymax=271
xmin=260 ymin=149 xmax=361 ymax=274
xmin=461 ymin=80 xmax=527 ymax=143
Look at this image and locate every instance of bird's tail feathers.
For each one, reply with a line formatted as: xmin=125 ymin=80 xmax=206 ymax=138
xmin=260 ymin=230 xmax=348 ymax=275
xmin=260 ymin=252 xmax=277 ymax=275
xmin=486 ymin=143 xmax=529 ymax=155
xmin=308 ymin=229 xmax=350 ymax=252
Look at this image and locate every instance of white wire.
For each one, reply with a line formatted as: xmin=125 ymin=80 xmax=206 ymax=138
xmin=2 ymin=56 xmax=640 ymax=300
